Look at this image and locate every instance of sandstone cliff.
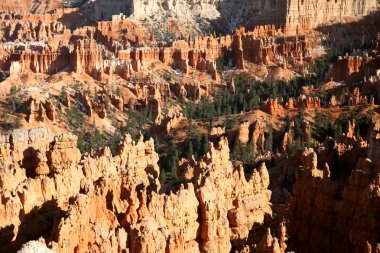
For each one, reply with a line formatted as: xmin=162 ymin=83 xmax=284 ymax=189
xmin=0 ymin=0 xmax=64 ymax=14
xmin=94 ymin=0 xmax=378 ymax=34
xmin=285 ymin=0 xmax=378 ymax=34
xmin=0 ymin=128 xmax=273 ymax=252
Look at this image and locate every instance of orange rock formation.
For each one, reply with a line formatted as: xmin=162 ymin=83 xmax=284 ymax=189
xmin=0 ymin=130 xmax=273 ymax=252
xmin=290 ymin=131 xmax=380 ymax=253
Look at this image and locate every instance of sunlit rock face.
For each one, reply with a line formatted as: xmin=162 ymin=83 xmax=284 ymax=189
xmin=284 ymin=0 xmax=378 ymax=34
xmin=0 ymin=0 xmax=64 ymax=14
xmin=95 ymin=0 xmax=377 ymax=33
xmin=1 ymin=129 xmax=273 ymax=252
xmin=0 ymin=0 xmax=379 ymax=252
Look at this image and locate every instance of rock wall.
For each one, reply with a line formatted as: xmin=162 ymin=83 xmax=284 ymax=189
xmin=0 ymin=129 xmax=273 ymax=252
xmin=1 ymin=19 xmax=311 ymax=83
xmin=285 ymin=0 xmax=378 ymax=34
xmin=290 ymin=140 xmax=380 ymax=253
xmin=177 ymin=139 xmax=272 ymax=251
xmin=330 ymin=46 xmax=380 ymax=84
xmin=25 ymin=97 xmax=56 ymax=123
xmin=1 ymin=0 xmax=378 ymax=36
xmin=0 ymin=18 xmax=69 ymax=42
xmin=0 ymin=0 xmax=64 ymax=14
xmin=94 ymin=0 xmax=378 ymax=34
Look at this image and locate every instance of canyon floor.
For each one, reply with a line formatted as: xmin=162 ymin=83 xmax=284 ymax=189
xmin=0 ymin=0 xmax=380 ymax=253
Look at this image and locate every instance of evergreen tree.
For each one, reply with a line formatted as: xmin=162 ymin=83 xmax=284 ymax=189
xmin=295 ymin=136 xmax=302 ymax=151
xmin=334 ymin=123 xmax=343 ymax=140
xmin=243 ymin=100 xmax=248 ymax=112
xmin=200 ymin=134 xmax=209 ymax=156
xmin=159 ymin=169 xmax=167 ymax=184
xmin=187 ymin=119 xmax=194 ymax=137
xmin=265 ymin=125 xmax=273 ymax=152
xmin=14 ymin=114 xmax=23 ymax=129
xmin=153 ymin=135 xmax=160 ymax=153
xmin=227 ymin=105 xmax=232 ymax=115
xmin=248 ymin=143 xmax=256 ymax=162
xmin=163 ymin=137 xmax=179 ymax=182
xmin=186 ymin=141 xmax=194 ymax=159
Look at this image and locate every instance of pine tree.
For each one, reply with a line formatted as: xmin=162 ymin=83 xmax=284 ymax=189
xmin=227 ymin=105 xmax=232 ymax=115
xmin=295 ymin=136 xmax=302 ymax=151
xmin=14 ymin=114 xmax=23 ymax=129
xmin=159 ymin=169 xmax=167 ymax=184
xmin=168 ymin=138 xmax=179 ymax=159
xmin=186 ymin=141 xmax=194 ymax=159
xmin=162 ymin=137 xmax=179 ymax=183
xmin=248 ymin=143 xmax=256 ymax=163
xmin=334 ymin=123 xmax=343 ymax=140
xmin=200 ymin=134 xmax=209 ymax=157
xmin=194 ymin=133 xmax=202 ymax=158
xmin=285 ymin=112 xmax=291 ymax=124
xmin=169 ymin=156 xmax=178 ymax=182
xmin=153 ymin=135 xmax=160 ymax=153
xmin=265 ymin=125 xmax=273 ymax=152
xmin=243 ymin=100 xmax=248 ymax=112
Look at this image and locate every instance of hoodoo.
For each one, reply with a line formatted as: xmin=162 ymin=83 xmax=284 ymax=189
xmin=0 ymin=0 xmax=379 ymax=252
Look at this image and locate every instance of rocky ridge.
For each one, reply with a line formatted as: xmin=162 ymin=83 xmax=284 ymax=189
xmin=290 ymin=124 xmax=380 ymax=253
xmin=94 ymin=0 xmax=378 ymax=34
xmin=0 ymin=128 xmax=275 ymax=252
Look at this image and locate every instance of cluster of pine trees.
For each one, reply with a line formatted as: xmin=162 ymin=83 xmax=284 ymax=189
xmin=158 ymin=120 xmax=209 ymax=184
xmin=65 ymin=101 xmax=152 ymax=154
xmin=184 ymin=74 xmax=307 ymax=120
xmin=312 ymin=108 xmax=375 ymax=142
